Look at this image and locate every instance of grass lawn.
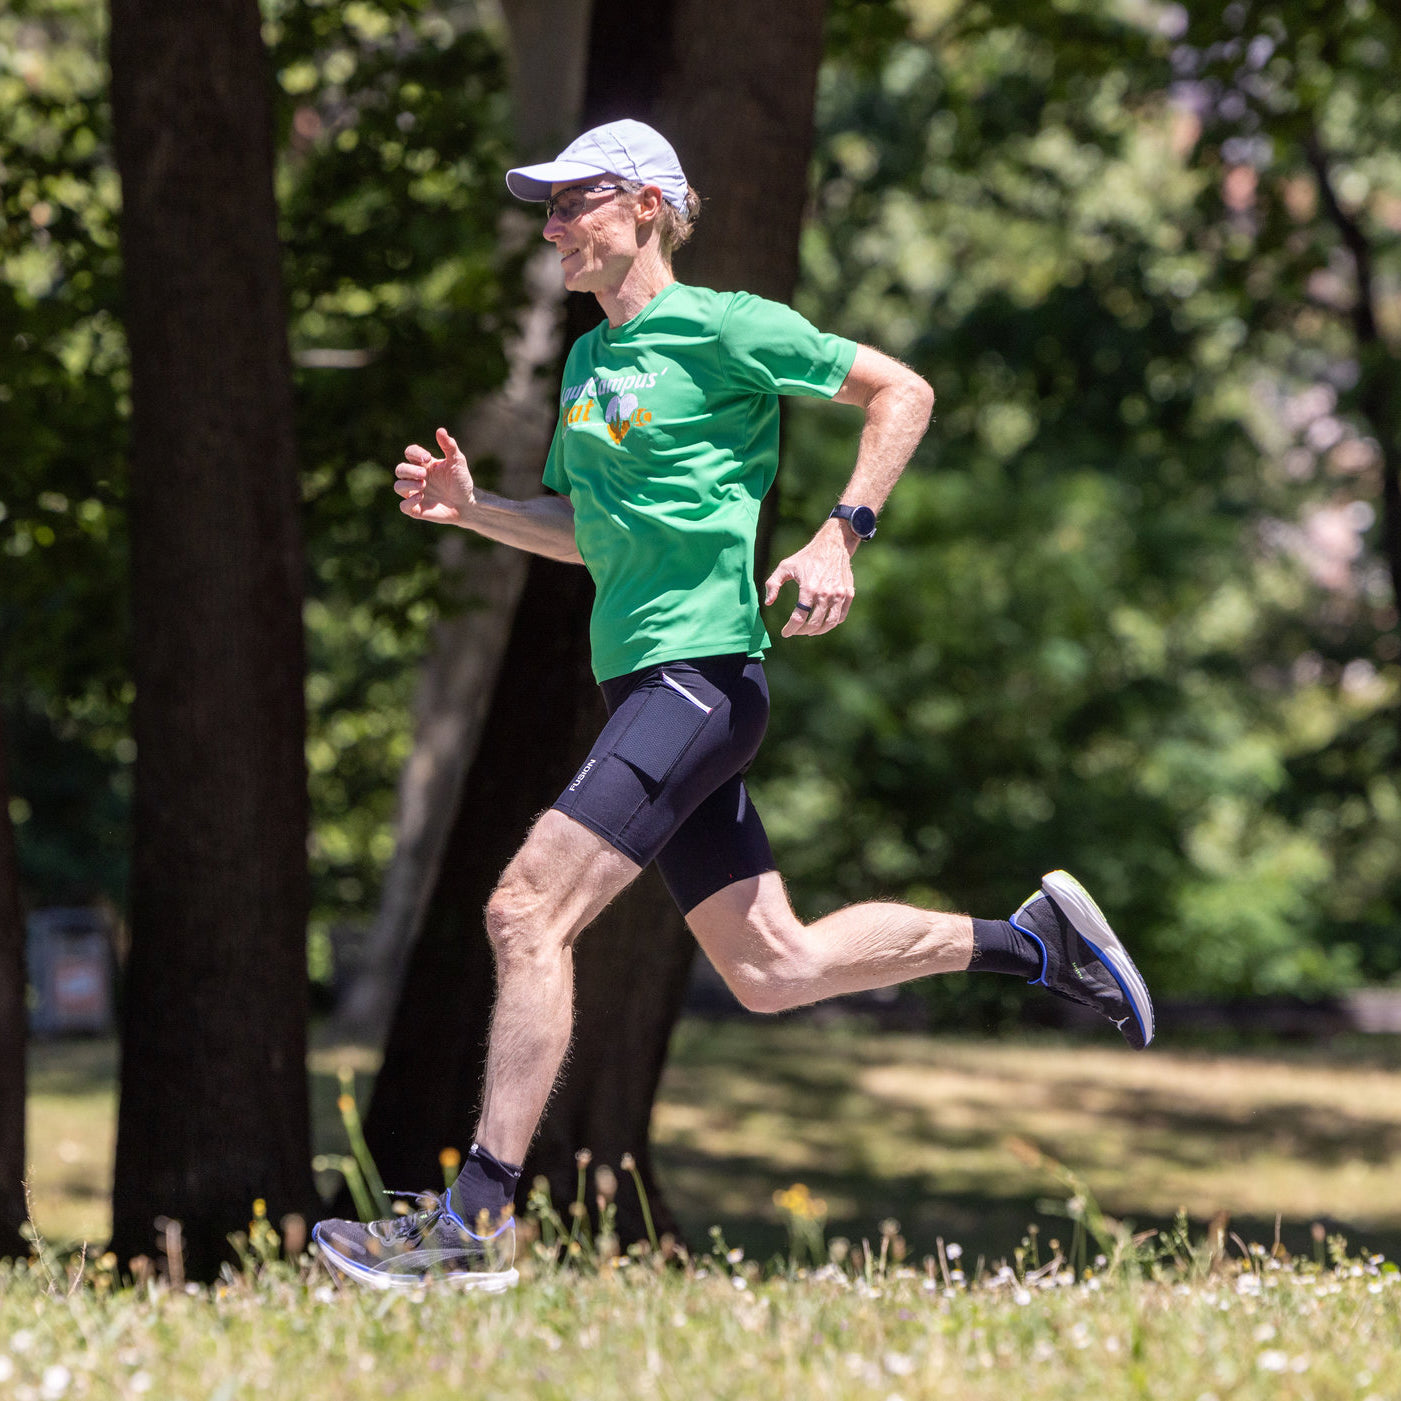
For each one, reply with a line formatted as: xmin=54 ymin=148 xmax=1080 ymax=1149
xmin=2 ymin=1249 xmax=1398 ymax=1400
xmin=652 ymin=1021 xmax=1401 ymax=1264
xmin=24 ymin=1038 xmax=119 ymax=1251
xmin=10 ymin=1018 xmax=1401 ymax=1400
xmin=24 ymin=1018 xmax=1401 ymax=1260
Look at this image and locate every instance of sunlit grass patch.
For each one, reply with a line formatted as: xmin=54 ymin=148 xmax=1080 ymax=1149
xmin=24 ymin=1038 xmax=116 ymax=1248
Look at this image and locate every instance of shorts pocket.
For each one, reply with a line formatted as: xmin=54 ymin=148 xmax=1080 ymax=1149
xmin=611 ymin=684 xmax=712 ymax=786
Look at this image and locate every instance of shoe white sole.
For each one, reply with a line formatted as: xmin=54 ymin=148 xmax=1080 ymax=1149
xmin=1041 ymin=870 xmax=1155 ymax=1048
xmin=316 ymin=1234 xmax=519 ymax=1293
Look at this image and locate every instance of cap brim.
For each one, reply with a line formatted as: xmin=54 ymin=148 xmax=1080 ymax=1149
xmin=505 ymin=159 xmax=614 ymax=202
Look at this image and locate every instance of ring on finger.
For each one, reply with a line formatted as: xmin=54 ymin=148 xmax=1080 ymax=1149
xmin=794 ymin=601 xmax=813 ymax=614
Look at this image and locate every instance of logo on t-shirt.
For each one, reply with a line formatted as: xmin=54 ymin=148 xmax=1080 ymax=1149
xmin=604 ymin=393 xmax=640 ymax=444
xmin=562 ymin=366 xmax=667 ymax=444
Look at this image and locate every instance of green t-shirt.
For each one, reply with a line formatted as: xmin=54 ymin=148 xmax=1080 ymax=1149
xmin=543 ymin=282 xmax=859 ymax=682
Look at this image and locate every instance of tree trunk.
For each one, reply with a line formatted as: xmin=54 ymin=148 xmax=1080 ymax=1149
xmin=0 ymin=704 xmax=27 ymax=1258
xmin=363 ymin=0 xmax=829 ymax=1246
xmin=1304 ymin=129 xmax=1401 ymax=751
xmin=108 ymin=0 xmax=316 ymax=1279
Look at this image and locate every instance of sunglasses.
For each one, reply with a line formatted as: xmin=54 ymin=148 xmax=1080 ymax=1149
xmin=545 ymin=184 xmax=626 ymax=222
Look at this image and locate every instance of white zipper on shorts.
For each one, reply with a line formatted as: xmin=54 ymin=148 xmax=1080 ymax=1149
xmin=661 ymin=672 xmax=713 ymax=714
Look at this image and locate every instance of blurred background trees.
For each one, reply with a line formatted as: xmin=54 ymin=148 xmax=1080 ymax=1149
xmin=2 ymin=0 xmax=1399 ymax=1252
xmin=766 ymin=0 xmax=1401 ymax=1020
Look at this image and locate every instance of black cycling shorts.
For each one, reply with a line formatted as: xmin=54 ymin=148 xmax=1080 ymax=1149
xmin=551 ymin=654 xmax=777 ymax=914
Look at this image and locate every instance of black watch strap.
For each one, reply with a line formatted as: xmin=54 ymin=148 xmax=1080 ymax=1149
xmin=830 ymin=503 xmax=877 ymax=540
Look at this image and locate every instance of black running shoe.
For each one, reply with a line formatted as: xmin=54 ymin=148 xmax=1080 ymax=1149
xmin=313 ymin=1191 xmax=517 ymax=1292
xmin=1011 ymin=870 xmax=1155 ymax=1049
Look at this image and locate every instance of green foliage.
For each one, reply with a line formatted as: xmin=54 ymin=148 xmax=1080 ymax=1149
xmin=0 ymin=1 xmax=131 ymax=904
xmin=1165 ymin=0 xmax=1401 ymax=980
xmin=6 ymin=0 xmax=1401 ymax=1003
xmin=757 ymin=0 xmax=1399 ymax=1006
xmin=1 ymin=1 xmax=517 ymax=946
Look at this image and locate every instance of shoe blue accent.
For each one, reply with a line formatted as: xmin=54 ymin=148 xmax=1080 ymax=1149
xmin=1011 ymin=921 xmax=1051 ymax=988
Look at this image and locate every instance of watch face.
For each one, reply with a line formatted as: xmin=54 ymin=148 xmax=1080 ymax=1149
xmin=850 ymin=505 xmax=877 ymax=538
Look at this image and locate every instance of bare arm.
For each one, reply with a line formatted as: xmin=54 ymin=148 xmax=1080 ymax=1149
xmin=763 ymin=345 xmax=934 ymax=637
xmin=394 ymin=427 xmax=582 ymax=565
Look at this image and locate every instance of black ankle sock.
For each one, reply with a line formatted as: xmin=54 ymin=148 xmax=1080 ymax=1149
xmin=970 ymin=917 xmax=1045 ymax=979
xmin=448 ymin=1143 xmax=522 ymax=1224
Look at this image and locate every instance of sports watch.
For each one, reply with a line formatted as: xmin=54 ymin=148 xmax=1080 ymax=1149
xmin=829 ymin=503 xmax=878 ymax=540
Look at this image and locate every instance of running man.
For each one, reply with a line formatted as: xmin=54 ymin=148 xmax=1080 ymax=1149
xmin=314 ymin=120 xmax=1154 ymax=1291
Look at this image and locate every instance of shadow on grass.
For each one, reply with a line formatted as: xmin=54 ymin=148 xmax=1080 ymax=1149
xmin=654 ymin=1017 xmax=1401 ymax=1265
xmin=658 ymin=1138 xmax=1401 ymax=1269
xmin=1028 ymin=1077 xmax=1401 ymax=1169
xmin=29 ymin=1022 xmax=1401 ymax=1270
xmin=668 ymin=1018 xmax=1401 ymax=1168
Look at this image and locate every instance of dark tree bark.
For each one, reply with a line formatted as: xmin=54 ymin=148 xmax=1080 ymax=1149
xmin=0 ymin=705 xmax=27 ymax=1258
xmin=108 ymin=0 xmax=317 ymax=1278
xmin=1304 ymin=130 xmax=1401 ymax=745
xmin=1305 ymin=131 xmax=1401 ymax=711
xmin=363 ymin=0 xmax=829 ymax=1245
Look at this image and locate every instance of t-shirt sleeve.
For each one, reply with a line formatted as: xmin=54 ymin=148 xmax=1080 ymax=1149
xmin=541 ymin=422 xmax=568 ymax=494
xmin=716 ymin=291 xmax=859 ymax=399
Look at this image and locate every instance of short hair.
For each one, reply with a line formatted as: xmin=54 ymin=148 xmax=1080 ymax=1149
xmin=619 ymin=180 xmax=701 ymax=261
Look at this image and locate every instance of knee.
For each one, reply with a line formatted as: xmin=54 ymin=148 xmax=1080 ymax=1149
xmin=484 ymin=875 xmax=558 ymax=969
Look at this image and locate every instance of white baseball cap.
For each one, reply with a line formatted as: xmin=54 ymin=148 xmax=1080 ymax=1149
xmin=506 ymin=119 xmax=689 ymax=211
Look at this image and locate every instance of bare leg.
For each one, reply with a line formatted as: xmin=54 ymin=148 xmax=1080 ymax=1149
xmin=686 ymin=870 xmax=973 ymax=1014
xmin=475 ymin=809 xmax=641 ymax=1163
